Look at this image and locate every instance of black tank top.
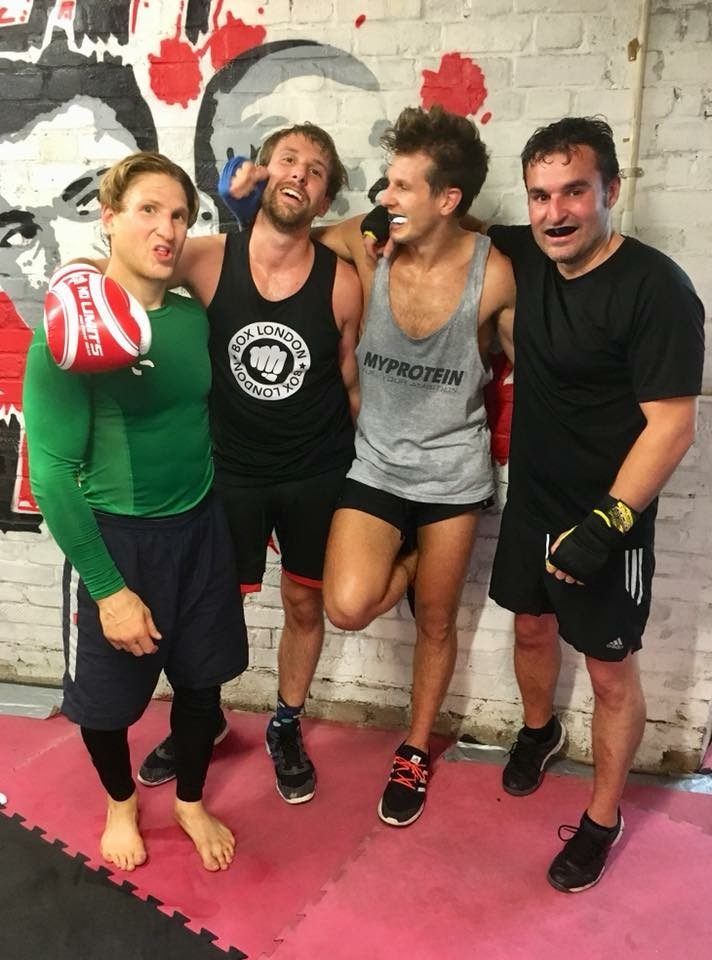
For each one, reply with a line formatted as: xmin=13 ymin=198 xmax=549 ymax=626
xmin=207 ymin=231 xmax=354 ymax=483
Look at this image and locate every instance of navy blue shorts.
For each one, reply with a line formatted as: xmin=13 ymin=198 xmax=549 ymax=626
xmin=489 ymin=504 xmax=655 ymax=662
xmin=61 ymin=493 xmax=248 ymax=730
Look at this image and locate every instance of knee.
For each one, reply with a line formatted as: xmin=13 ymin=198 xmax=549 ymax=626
xmin=587 ymin=657 xmax=643 ymax=706
xmin=324 ymin=591 xmax=371 ymax=632
xmin=282 ymin=581 xmax=324 ymax=633
xmin=416 ymin=607 xmax=456 ymax=647
xmin=514 ymin=613 xmax=558 ymax=652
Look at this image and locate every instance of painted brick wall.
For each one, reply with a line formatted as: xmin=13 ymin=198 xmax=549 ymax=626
xmin=0 ymin=0 xmax=710 ymax=771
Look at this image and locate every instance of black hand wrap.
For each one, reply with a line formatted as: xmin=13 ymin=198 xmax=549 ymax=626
xmin=549 ymin=495 xmax=639 ymax=582
xmin=360 ymin=205 xmax=389 ymax=244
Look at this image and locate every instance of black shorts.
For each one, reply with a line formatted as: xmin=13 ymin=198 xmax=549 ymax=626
xmin=61 ymin=493 xmax=248 ymax=730
xmin=337 ymin=478 xmax=493 ymax=540
xmin=489 ymin=504 xmax=655 ymax=662
xmin=214 ymin=464 xmax=349 ymax=591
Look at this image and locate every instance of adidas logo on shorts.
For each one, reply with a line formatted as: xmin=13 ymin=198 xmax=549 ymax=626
xmin=606 ymin=638 xmax=625 ymax=651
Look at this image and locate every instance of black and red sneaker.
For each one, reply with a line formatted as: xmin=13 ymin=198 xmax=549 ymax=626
xmin=378 ymin=742 xmax=429 ymax=827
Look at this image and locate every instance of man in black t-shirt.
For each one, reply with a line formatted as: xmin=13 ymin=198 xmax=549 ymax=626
xmin=487 ymin=117 xmax=704 ymax=893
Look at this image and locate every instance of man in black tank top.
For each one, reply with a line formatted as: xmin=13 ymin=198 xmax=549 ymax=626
xmin=486 ymin=119 xmax=704 ymax=893
xmin=136 ymin=126 xmax=362 ymax=806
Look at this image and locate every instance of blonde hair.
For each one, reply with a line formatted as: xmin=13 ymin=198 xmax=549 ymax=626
xmin=99 ymin=152 xmax=200 ymax=227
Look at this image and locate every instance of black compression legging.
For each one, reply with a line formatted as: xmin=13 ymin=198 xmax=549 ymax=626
xmin=81 ymin=685 xmax=222 ymax=803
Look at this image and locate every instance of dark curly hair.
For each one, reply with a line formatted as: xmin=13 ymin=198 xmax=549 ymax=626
xmin=521 ymin=116 xmax=620 ymax=185
xmin=381 ymin=105 xmax=489 ymax=216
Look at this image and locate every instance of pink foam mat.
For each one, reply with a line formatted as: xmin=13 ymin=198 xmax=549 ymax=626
xmin=0 ymin=703 xmax=447 ymax=957
xmin=272 ymin=762 xmax=712 ymax=960
xmin=2 ymin=706 xmax=710 ymax=959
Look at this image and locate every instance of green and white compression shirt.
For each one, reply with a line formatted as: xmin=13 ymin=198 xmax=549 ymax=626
xmin=23 ymin=292 xmax=214 ymax=600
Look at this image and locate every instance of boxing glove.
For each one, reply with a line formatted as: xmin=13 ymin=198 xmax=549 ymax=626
xmin=44 ymin=264 xmax=151 ymax=373
xmin=360 ymin=205 xmax=390 ymax=244
xmin=218 ymin=155 xmax=266 ymax=228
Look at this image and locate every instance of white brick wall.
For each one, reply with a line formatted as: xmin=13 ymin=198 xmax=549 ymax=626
xmin=0 ymin=0 xmax=710 ymax=772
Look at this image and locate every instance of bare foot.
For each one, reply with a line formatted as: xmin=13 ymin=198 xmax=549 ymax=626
xmin=100 ymin=791 xmax=147 ymax=872
xmin=174 ymin=799 xmax=235 ymax=871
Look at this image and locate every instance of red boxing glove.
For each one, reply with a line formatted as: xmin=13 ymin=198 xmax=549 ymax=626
xmin=44 ymin=263 xmax=151 ymax=372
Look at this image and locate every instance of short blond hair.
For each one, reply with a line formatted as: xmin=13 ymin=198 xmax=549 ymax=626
xmin=99 ymin=152 xmax=200 ymax=227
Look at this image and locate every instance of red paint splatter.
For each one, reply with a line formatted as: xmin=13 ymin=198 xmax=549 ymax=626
xmin=58 ymin=1 xmax=75 ymax=19
xmin=258 ymin=6 xmax=264 ymax=13
xmin=130 ymin=0 xmax=140 ymax=34
xmin=0 ymin=293 xmax=32 ymax=407
xmin=149 ymin=36 xmax=202 ymax=107
xmin=202 ymin=14 xmax=267 ymax=72
xmin=355 ymin=14 xmax=366 ymax=27
xmin=420 ymin=53 xmax=487 ymax=118
xmin=480 ymin=111 xmax=492 ymax=124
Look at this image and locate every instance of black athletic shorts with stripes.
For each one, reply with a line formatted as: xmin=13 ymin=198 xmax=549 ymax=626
xmin=61 ymin=492 xmax=248 ymax=730
xmin=489 ymin=503 xmax=655 ymax=662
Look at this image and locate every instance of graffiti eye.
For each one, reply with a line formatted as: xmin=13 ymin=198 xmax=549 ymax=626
xmin=59 ymin=170 xmax=108 ymax=220
xmin=0 ymin=222 xmax=40 ymax=248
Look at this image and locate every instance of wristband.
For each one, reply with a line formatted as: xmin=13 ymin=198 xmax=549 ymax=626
xmin=592 ymin=495 xmax=638 ymax=534
xmin=548 ymin=496 xmax=639 ymax=582
xmin=360 ymin=205 xmax=390 ymax=244
xmin=217 ymin=156 xmax=265 ymax=228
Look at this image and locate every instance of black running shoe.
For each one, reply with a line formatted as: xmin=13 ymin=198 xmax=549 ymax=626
xmin=378 ymin=742 xmax=429 ymax=827
xmin=265 ymin=719 xmax=316 ymax=804
xmin=137 ymin=710 xmax=229 ymax=787
xmin=502 ymin=717 xmax=566 ymax=796
xmin=547 ymin=811 xmax=624 ymax=893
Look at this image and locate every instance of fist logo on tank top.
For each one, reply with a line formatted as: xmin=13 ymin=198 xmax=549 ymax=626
xmin=228 ymin=322 xmax=311 ymax=400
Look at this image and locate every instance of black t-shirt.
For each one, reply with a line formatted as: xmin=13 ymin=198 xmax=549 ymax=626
xmin=488 ymin=225 xmax=705 ymax=537
xmin=207 ymin=231 xmax=354 ymax=483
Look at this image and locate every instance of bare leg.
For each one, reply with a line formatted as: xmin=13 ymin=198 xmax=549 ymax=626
xmin=277 ymin=574 xmax=326 ymax=706
xmin=407 ymin=513 xmax=478 ymax=751
xmin=174 ymin=800 xmax=235 ymax=871
xmin=101 ymin=791 xmax=146 ymax=872
xmin=586 ymin=652 xmax=646 ymax=827
xmin=513 ymin=613 xmax=561 ymax=728
xmin=323 ymin=508 xmax=411 ymax=630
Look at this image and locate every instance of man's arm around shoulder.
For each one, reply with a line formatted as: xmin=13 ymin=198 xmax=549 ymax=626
xmin=333 ymin=256 xmax=363 ymax=422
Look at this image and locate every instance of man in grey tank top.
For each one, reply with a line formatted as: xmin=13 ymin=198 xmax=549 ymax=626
xmin=319 ymin=107 xmax=515 ymax=828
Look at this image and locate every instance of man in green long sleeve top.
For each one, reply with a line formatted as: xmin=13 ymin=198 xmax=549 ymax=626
xmin=23 ymin=152 xmax=248 ymax=872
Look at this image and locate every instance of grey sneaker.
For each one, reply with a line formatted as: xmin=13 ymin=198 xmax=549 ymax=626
xmin=265 ymin=718 xmax=316 ymax=804
xmin=137 ymin=710 xmax=229 ymax=786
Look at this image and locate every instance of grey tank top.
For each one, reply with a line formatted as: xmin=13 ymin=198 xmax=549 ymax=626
xmin=348 ymin=234 xmax=494 ymax=503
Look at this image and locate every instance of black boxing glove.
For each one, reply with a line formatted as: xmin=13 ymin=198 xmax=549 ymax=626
xmin=548 ymin=496 xmax=639 ymax=582
xmin=360 ymin=205 xmax=390 ymax=244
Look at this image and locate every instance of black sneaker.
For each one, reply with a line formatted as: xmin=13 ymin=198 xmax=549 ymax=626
xmin=547 ymin=811 xmax=624 ymax=893
xmin=502 ymin=717 xmax=566 ymax=796
xmin=265 ymin=719 xmax=316 ymax=804
xmin=378 ymin=742 xmax=429 ymax=827
xmin=137 ymin=710 xmax=229 ymax=787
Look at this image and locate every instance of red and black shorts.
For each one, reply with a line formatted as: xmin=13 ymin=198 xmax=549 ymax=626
xmin=214 ymin=464 xmax=349 ymax=593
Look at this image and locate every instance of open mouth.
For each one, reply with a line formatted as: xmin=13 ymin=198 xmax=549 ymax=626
xmin=389 ymin=214 xmax=407 ymax=226
xmin=544 ymin=226 xmax=577 ymax=238
xmin=154 ymin=245 xmax=173 ymax=260
xmin=280 ymin=186 xmax=305 ymax=204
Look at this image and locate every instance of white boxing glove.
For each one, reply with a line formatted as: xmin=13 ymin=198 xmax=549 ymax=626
xmin=44 ymin=264 xmax=152 ymax=372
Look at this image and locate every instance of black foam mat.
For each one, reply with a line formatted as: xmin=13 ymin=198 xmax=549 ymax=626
xmin=0 ymin=812 xmax=246 ymax=960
